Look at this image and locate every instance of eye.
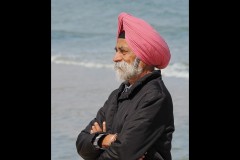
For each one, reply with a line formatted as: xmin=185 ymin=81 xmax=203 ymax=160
xmin=120 ymin=50 xmax=128 ymax=55
xmin=114 ymin=47 xmax=129 ymax=55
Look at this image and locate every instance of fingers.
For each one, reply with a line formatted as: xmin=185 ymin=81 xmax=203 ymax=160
xmin=110 ymin=133 xmax=117 ymax=144
xmin=101 ymin=134 xmax=117 ymax=148
xmin=138 ymin=155 xmax=145 ymax=160
xmin=102 ymin=121 xmax=106 ymax=132
xmin=90 ymin=121 xmax=107 ymax=134
xmin=91 ymin=125 xmax=97 ymax=133
xmin=93 ymin=122 xmax=102 ymax=132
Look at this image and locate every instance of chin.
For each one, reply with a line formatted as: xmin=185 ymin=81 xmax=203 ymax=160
xmin=115 ymin=70 xmax=127 ymax=82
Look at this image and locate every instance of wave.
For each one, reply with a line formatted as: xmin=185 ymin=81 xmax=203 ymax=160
xmin=161 ymin=63 xmax=189 ymax=79
xmin=51 ymin=55 xmax=113 ymax=69
xmin=51 ymin=55 xmax=188 ymax=79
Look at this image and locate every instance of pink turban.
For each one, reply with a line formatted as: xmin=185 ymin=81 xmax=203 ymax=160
xmin=117 ymin=12 xmax=171 ymax=69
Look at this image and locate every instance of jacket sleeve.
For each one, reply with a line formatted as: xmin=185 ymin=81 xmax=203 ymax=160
xmin=76 ymin=104 xmax=107 ymax=160
xmin=97 ymin=91 xmax=174 ymax=160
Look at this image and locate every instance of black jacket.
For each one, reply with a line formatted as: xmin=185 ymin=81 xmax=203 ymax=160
xmin=76 ymin=70 xmax=174 ymax=160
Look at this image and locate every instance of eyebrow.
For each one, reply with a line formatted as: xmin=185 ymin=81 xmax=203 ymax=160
xmin=114 ymin=46 xmax=128 ymax=51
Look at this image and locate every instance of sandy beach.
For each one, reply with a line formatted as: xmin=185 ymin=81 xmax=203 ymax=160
xmin=52 ymin=0 xmax=188 ymax=159
xmin=51 ymin=63 xmax=189 ymax=160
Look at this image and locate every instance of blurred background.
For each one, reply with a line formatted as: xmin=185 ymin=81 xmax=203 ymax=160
xmin=51 ymin=0 xmax=189 ymax=159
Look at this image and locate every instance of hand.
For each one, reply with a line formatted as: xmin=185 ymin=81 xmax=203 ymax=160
xmin=90 ymin=121 xmax=106 ymax=134
xmin=101 ymin=133 xmax=117 ymax=149
xmin=138 ymin=155 xmax=145 ymax=160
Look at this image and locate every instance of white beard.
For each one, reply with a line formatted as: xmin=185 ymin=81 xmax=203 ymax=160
xmin=114 ymin=58 xmax=142 ymax=82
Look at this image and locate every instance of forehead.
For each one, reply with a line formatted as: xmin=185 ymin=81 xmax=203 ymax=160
xmin=116 ymin=38 xmax=136 ymax=59
xmin=116 ymin=38 xmax=129 ymax=48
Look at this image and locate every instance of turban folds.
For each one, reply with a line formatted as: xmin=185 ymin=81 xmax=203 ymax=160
xmin=117 ymin=12 xmax=171 ymax=69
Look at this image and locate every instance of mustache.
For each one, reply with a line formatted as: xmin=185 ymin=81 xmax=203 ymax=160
xmin=114 ymin=58 xmax=142 ymax=81
xmin=114 ymin=58 xmax=140 ymax=70
xmin=114 ymin=61 xmax=128 ymax=70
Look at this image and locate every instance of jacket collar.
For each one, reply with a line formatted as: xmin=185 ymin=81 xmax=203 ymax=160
xmin=117 ymin=70 xmax=162 ymax=100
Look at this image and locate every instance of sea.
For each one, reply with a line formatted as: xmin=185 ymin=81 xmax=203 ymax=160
xmin=51 ymin=0 xmax=189 ymax=159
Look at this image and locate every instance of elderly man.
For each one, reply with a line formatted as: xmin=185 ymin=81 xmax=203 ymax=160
xmin=76 ymin=12 xmax=174 ymax=160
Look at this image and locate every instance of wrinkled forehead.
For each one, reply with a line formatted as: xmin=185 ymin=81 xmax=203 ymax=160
xmin=116 ymin=38 xmax=129 ymax=49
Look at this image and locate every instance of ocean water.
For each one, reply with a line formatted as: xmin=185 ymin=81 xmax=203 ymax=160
xmin=51 ymin=0 xmax=189 ymax=159
xmin=51 ymin=0 xmax=189 ymax=79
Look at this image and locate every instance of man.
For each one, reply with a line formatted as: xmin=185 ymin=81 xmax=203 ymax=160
xmin=76 ymin=12 xmax=174 ymax=160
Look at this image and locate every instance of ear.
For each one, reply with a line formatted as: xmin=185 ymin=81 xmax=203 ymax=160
xmin=140 ymin=61 xmax=154 ymax=71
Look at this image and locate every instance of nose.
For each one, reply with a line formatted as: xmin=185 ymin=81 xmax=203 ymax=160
xmin=113 ymin=52 xmax=122 ymax=62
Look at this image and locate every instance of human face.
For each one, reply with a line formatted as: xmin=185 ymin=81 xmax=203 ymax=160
xmin=113 ymin=38 xmax=142 ymax=81
xmin=113 ymin=38 xmax=137 ymax=63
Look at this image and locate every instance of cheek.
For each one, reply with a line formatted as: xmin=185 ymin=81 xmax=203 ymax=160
xmin=139 ymin=61 xmax=145 ymax=68
xmin=123 ymin=54 xmax=136 ymax=64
